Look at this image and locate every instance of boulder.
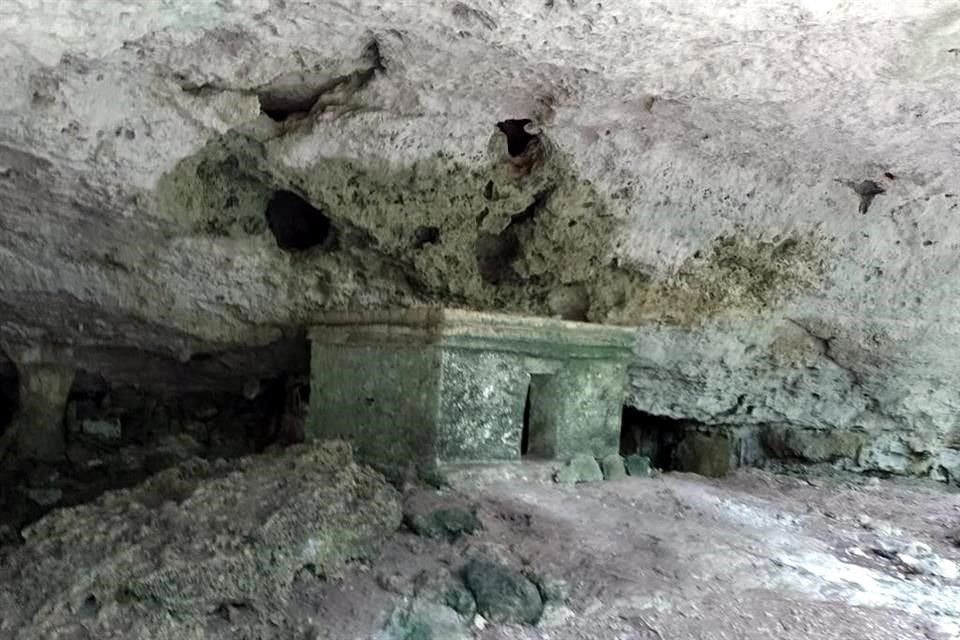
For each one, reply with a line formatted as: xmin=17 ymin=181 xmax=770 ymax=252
xmin=462 ymin=558 xmax=544 ymax=625
xmin=0 ymin=441 xmax=402 ymax=639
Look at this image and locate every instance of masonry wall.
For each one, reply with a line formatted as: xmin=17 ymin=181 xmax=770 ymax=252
xmin=436 ymin=349 xmax=529 ymax=463
xmin=436 ymin=350 xmax=627 ymax=463
xmin=308 ymin=342 xmax=441 ymax=477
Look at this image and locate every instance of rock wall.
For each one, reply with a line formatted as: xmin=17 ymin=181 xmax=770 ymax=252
xmin=1 ymin=2 xmax=959 ymax=478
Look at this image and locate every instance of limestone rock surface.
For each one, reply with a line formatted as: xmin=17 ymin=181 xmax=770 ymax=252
xmin=1 ymin=2 xmax=960 ymax=474
xmin=0 ymin=441 xmax=402 ymax=640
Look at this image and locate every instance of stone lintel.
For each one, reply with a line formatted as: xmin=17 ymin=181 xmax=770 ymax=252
xmin=308 ymin=308 xmax=637 ymax=359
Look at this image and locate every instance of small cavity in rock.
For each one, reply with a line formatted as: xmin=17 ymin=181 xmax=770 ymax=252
xmin=264 ymin=190 xmax=334 ymax=251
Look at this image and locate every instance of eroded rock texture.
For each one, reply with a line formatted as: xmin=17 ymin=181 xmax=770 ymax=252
xmin=1 ymin=2 xmax=959 ymax=476
xmin=0 ymin=441 xmax=402 ymax=639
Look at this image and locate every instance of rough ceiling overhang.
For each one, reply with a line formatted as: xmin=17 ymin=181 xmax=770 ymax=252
xmin=0 ymin=1 xmax=959 ymax=465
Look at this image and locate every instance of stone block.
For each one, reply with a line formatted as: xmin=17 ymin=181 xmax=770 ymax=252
xmin=555 ymin=454 xmax=603 ymax=484
xmin=600 ymin=453 xmax=627 ymax=480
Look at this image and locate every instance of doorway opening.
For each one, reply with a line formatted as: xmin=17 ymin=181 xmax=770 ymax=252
xmin=520 ymin=374 xmax=556 ymax=459
xmin=521 ymin=385 xmax=531 ymax=456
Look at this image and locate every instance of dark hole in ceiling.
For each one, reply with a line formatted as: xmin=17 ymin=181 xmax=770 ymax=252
xmin=413 ymin=225 xmax=441 ymax=248
xmin=495 ymin=119 xmax=537 ymax=157
xmin=483 ymin=180 xmax=495 ymax=200
xmin=265 ymin=190 xmax=334 ymax=251
xmin=79 ymin=595 xmax=99 ymax=619
xmin=476 ymin=229 xmax=521 ymax=285
xmin=257 ymin=88 xmax=321 ymax=122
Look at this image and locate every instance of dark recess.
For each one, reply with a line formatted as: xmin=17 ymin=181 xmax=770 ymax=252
xmin=413 ymin=225 xmax=441 ymax=248
xmin=0 ymin=367 xmax=18 ymax=437
xmin=258 ymin=94 xmax=318 ymax=122
xmin=475 ymin=187 xmax=553 ymax=286
xmin=265 ymin=190 xmax=335 ymax=251
xmin=509 ymin=187 xmax=553 ymax=226
xmin=496 ymin=119 xmax=537 ymax=157
xmin=476 ymin=229 xmax=521 ymax=285
xmin=620 ymin=406 xmax=684 ymax=471
xmin=483 ymin=180 xmax=495 ymax=200
xmin=258 ymin=42 xmax=383 ymax=123
xmin=521 ymin=385 xmax=532 ymax=456
xmin=79 ymin=594 xmax=99 ymax=618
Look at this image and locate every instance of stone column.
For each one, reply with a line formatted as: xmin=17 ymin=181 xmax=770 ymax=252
xmin=9 ymin=361 xmax=75 ymax=462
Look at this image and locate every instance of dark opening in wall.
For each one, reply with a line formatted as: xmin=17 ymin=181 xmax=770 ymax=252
xmin=620 ymin=406 xmax=684 ymax=471
xmin=251 ymin=373 xmax=309 ymax=449
xmin=521 ymin=385 xmax=531 ymax=456
xmin=521 ymin=375 xmax=555 ymax=459
xmin=0 ymin=362 xmax=18 ymax=438
xmin=264 ymin=190 xmax=335 ymax=251
xmin=496 ymin=119 xmax=537 ymax=157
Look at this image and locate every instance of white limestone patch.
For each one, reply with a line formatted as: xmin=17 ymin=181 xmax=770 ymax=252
xmin=0 ymin=0 xmax=268 ymax=66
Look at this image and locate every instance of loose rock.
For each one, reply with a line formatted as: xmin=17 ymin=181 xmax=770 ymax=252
xmin=625 ymin=454 xmax=652 ymax=477
xmin=405 ymin=508 xmax=482 ymax=541
xmin=555 ymin=454 xmax=603 ymax=484
xmin=462 ymin=558 xmax=544 ymax=625
xmin=600 ymin=453 xmax=627 ymax=480
xmin=532 ymin=574 xmax=571 ymax=603
xmin=378 ymin=600 xmax=471 ymax=640
xmin=445 ymin=583 xmax=478 ymax=618
xmin=869 ymin=537 xmax=960 ymax=581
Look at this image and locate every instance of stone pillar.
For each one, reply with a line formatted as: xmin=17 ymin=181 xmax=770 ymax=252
xmin=11 ymin=363 xmax=75 ymax=462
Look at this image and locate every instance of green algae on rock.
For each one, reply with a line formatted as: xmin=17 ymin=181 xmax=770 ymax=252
xmin=155 ymin=127 xmax=828 ymax=333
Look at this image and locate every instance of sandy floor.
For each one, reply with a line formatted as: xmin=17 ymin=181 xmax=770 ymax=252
xmin=286 ymin=463 xmax=960 ymax=640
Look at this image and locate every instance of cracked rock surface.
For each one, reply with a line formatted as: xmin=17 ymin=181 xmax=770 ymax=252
xmin=0 ymin=441 xmax=402 ymax=640
xmin=1 ymin=2 xmax=960 ymax=475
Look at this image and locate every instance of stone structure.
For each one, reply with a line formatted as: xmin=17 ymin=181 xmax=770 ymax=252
xmin=307 ymin=309 xmax=636 ymax=475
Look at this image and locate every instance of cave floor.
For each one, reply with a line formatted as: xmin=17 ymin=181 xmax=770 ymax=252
xmin=289 ymin=463 xmax=960 ymax=640
xmin=5 ymin=459 xmax=960 ymax=639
